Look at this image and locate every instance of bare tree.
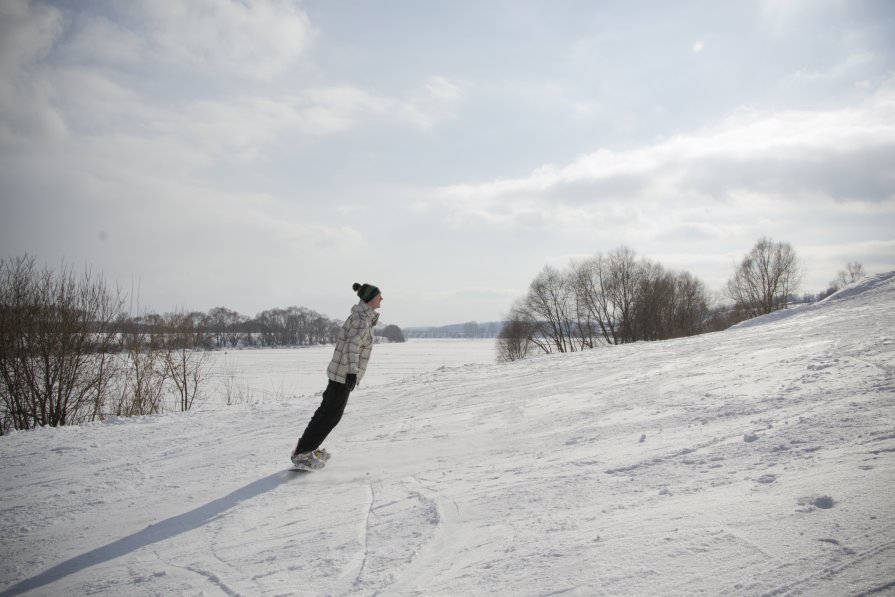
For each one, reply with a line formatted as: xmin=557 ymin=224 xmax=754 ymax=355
xmin=571 ymin=246 xmax=650 ymax=345
xmin=631 ymin=260 xmax=672 ymax=341
xmin=571 ymin=255 xmax=620 ymax=345
xmin=831 ymin=261 xmax=866 ymax=290
xmin=526 ymin=265 xmax=578 ymax=353
xmin=726 ymin=237 xmax=801 ymax=317
xmin=0 ymin=255 xmax=123 ymax=432
xmin=672 ymin=271 xmax=710 ymax=337
xmin=497 ymin=303 xmax=536 ymax=362
xmin=208 ymin=307 xmax=246 ymax=348
xmin=111 ymin=336 xmax=166 ymax=417
xmin=844 ymin=261 xmax=866 ymax=283
xmin=607 ymin=246 xmax=641 ymax=343
xmin=218 ymin=354 xmax=253 ymax=406
xmin=184 ymin=311 xmax=211 ymax=349
xmin=161 ymin=310 xmax=210 ymax=412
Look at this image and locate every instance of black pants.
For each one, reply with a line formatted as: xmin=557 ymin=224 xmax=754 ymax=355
xmin=296 ymin=380 xmax=351 ymax=454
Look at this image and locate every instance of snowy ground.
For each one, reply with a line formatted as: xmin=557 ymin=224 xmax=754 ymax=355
xmin=1 ymin=273 xmax=894 ymax=596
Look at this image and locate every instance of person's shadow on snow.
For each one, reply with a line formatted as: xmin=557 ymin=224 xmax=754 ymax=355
xmin=0 ymin=470 xmax=304 ymax=596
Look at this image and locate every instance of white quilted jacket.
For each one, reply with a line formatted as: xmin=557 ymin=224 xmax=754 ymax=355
xmin=327 ymin=300 xmax=380 ymax=385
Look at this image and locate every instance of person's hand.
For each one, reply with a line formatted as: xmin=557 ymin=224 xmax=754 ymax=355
xmin=345 ymin=373 xmax=357 ymax=391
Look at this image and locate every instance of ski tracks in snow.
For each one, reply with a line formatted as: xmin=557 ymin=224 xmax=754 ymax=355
xmin=341 ymin=475 xmax=452 ymax=596
xmin=751 ymin=539 xmax=895 ymax=596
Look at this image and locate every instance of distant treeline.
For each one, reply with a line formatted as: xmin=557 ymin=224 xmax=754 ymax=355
xmin=116 ymin=306 xmax=342 ymax=350
xmin=116 ymin=308 xmax=407 ymax=349
xmin=404 ymin=322 xmax=503 ymax=339
xmin=498 ymin=240 xmax=867 ymax=362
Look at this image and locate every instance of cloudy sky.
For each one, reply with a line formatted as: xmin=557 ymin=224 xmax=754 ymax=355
xmin=1 ymin=0 xmax=893 ymax=327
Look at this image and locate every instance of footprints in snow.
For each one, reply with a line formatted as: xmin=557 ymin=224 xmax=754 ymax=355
xmin=603 ymin=424 xmax=842 ymax=503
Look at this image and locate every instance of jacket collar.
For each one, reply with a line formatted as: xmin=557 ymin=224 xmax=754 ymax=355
xmin=354 ymin=300 xmax=380 ymax=325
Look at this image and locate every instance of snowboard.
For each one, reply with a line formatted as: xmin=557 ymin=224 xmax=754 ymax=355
xmin=289 ymin=460 xmax=323 ymax=472
xmin=289 ymin=449 xmax=331 ymax=471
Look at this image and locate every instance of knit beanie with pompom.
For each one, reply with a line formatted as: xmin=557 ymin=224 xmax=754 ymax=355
xmin=353 ymin=282 xmax=381 ymax=303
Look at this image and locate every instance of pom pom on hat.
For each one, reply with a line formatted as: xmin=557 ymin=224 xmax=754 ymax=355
xmin=353 ymin=282 xmax=381 ymax=303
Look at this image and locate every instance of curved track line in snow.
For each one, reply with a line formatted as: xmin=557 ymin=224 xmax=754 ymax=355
xmin=343 ymin=477 xmax=450 ymax=595
xmin=345 ymin=481 xmax=375 ymax=592
xmin=383 ymin=478 xmax=458 ymax=595
xmin=153 ymin=549 xmax=246 ymax=597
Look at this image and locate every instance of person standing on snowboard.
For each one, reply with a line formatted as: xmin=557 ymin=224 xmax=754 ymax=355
xmin=291 ymin=282 xmax=382 ymax=469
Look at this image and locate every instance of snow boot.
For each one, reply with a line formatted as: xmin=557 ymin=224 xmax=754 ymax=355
xmin=291 ymin=450 xmax=325 ymax=471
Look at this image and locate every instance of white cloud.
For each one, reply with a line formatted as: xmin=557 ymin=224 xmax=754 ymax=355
xmin=423 ymin=76 xmax=463 ymax=102
xmin=760 ymin=0 xmax=848 ymax=33
xmin=0 ymin=0 xmax=61 ymax=73
xmin=692 ymin=40 xmax=704 ymax=53
xmin=0 ymin=1 xmax=467 ymax=315
xmin=2 ymin=0 xmax=314 ymax=83
xmin=295 ymin=76 xmax=464 ymax=134
xmin=406 ymin=76 xmax=464 ymax=130
xmin=435 ymin=84 xmax=895 ymax=236
xmin=0 ymin=0 xmax=65 ymax=142
xmin=94 ymin=0 xmax=316 ymax=79
xmin=160 ymin=77 xmax=465 ymax=155
xmin=63 ymin=14 xmax=147 ymax=67
xmin=792 ymin=52 xmax=877 ymax=83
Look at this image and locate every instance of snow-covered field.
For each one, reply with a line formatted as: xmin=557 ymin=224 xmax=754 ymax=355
xmin=205 ymin=338 xmax=498 ymax=406
xmin=2 ymin=274 xmax=894 ymax=596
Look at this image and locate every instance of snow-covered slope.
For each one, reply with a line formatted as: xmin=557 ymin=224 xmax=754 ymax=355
xmin=2 ymin=273 xmax=894 ymax=597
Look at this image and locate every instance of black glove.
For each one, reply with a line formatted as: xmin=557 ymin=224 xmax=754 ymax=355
xmin=345 ymin=373 xmax=357 ymax=391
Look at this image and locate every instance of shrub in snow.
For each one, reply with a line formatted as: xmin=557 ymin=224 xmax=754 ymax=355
xmin=814 ymin=495 xmax=835 ymax=509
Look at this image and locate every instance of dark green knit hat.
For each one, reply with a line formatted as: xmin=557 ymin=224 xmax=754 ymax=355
xmin=353 ymin=282 xmax=380 ymax=303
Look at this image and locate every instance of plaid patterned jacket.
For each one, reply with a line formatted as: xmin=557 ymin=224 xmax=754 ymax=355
xmin=327 ymin=300 xmax=380 ymax=385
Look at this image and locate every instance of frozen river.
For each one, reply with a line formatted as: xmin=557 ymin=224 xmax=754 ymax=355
xmin=204 ymin=338 xmax=498 ymax=406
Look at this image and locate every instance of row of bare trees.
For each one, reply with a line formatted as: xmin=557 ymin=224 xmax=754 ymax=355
xmin=498 ymin=237 xmax=854 ymax=362
xmin=108 ymin=319 xmax=211 ymax=419
xmin=499 ymin=247 xmax=714 ymax=361
xmin=0 ymin=256 xmax=121 ymax=431
xmin=119 ymin=306 xmax=341 ymax=350
xmin=0 ymin=256 xmax=216 ymax=434
xmin=0 ymin=255 xmax=343 ymax=435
